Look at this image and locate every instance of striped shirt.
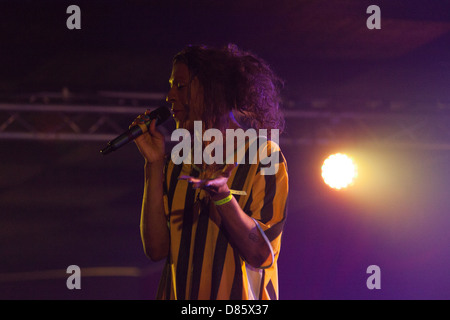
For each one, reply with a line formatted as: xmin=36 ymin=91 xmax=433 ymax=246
xmin=156 ymin=138 xmax=289 ymax=300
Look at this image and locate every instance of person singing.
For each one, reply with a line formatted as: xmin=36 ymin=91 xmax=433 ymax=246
xmin=131 ymin=44 xmax=288 ymax=300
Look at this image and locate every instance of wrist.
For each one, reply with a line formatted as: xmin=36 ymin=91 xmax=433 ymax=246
xmin=144 ymin=159 xmax=165 ymax=177
xmin=212 ymin=192 xmax=233 ymax=206
xmin=145 ymin=158 xmax=165 ymax=168
xmin=210 ymin=185 xmax=231 ymax=202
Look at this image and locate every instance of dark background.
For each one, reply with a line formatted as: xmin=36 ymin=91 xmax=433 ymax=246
xmin=0 ymin=0 xmax=449 ymax=300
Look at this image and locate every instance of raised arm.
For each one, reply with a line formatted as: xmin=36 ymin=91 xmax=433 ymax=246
xmin=132 ymin=115 xmax=170 ymax=261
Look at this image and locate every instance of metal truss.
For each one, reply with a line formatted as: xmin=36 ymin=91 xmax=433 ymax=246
xmin=282 ymin=109 xmax=450 ymax=150
xmin=1 ymin=99 xmax=450 ymax=150
xmin=0 ymin=103 xmax=172 ymax=142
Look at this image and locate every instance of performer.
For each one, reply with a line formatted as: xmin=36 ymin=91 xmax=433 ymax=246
xmin=131 ymin=44 xmax=288 ymax=300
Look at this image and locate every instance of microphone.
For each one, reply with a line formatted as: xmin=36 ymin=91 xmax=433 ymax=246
xmin=100 ymin=106 xmax=171 ymax=155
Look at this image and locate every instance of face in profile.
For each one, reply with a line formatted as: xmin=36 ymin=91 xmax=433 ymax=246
xmin=166 ymin=62 xmax=204 ymax=132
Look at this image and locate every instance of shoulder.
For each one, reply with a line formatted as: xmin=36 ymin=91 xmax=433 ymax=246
xmin=256 ymin=137 xmax=287 ymax=176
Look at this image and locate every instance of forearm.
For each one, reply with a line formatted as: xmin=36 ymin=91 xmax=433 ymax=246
xmin=214 ymin=194 xmax=272 ymax=268
xmin=140 ymin=160 xmax=169 ymax=261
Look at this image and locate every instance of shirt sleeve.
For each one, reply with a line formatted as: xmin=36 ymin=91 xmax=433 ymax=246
xmin=245 ymin=139 xmax=289 ymax=268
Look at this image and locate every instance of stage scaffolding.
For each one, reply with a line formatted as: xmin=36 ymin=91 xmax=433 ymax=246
xmin=1 ymin=92 xmax=450 ymax=150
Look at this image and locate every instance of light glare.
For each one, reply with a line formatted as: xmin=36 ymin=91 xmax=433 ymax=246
xmin=322 ymin=153 xmax=357 ymax=189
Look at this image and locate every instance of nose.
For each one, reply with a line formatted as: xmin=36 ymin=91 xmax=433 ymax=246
xmin=166 ymin=86 xmax=176 ymax=103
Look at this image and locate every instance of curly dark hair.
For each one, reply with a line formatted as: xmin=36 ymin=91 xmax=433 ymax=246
xmin=173 ymin=44 xmax=285 ymax=134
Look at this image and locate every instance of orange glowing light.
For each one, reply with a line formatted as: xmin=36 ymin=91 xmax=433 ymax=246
xmin=321 ymin=153 xmax=358 ymax=189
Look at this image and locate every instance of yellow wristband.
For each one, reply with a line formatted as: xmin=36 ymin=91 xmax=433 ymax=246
xmin=213 ymin=193 xmax=233 ymax=206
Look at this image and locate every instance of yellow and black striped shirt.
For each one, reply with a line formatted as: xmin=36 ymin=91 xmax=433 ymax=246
xmin=156 ymin=138 xmax=288 ymax=300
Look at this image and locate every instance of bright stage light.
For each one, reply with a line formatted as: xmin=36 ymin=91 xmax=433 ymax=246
xmin=321 ymin=153 xmax=358 ymax=190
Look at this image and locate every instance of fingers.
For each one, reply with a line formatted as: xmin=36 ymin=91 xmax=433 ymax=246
xmin=178 ymin=175 xmax=206 ymax=189
xmin=130 ymin=110 xmax=163 ymax=138
xmin=178 ymin=175 xmax=229 ymax=194
xmin=129 ymin=110 xmax=167 ymax=163
xmin=130 ymin=108 xmax=155 ymax=126
xmin=178 ymin=175 xmax=195 ymax=181
xmin=178 ymin=175 xmax=212 ymax=189
xmin=130 ymin=113 xmax=149 ymax=129
xmin=148 ymin=117 xmax=159 ymax=136
xmin=222 ymin=163 xmax=237 ymax=177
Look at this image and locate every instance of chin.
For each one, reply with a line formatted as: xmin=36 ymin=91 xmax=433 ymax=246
xmin=174 ymin=119 xmax=181 ymax=129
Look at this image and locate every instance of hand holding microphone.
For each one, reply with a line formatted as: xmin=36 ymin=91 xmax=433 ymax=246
xmin=100 ymin=106 xmax=171 ymax=158
xmin=131 ymin=109 xmax=168 ymax=164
